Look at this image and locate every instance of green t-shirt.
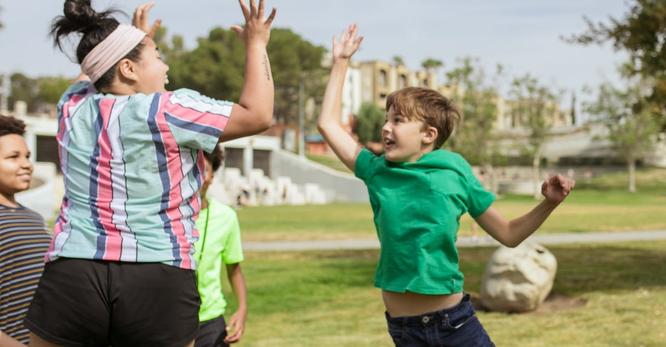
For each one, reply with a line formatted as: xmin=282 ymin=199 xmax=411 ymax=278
xmin=194 ymin=198 xmax=244 ymax=322
xmin=355 ymin=148 xmax=495 ymax=294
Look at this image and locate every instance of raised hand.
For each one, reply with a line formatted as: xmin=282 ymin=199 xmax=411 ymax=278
xmin=231 ymin=0 xmax=277 ymax=47
xmin=332 ymin=23 xmax=363 ymax=61
xmin=132 ymin=2 xmax=161 ymax=38
xmin=541 ymin=174 xmax=575 ymax=204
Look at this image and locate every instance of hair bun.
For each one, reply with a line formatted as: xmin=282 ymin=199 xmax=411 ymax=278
xmin=63 ymin=0 xmax=98 ymax=31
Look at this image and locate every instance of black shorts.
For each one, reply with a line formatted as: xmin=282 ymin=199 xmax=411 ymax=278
xmin=25 ymin=258 xmax=200 ymax=347
xmin=195 ymin=315 xmax=228 ymax=347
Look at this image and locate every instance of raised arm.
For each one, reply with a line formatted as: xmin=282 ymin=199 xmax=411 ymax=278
xmin=221 ymin=0 xmax=277 ymax=142
xmin=317 ymin=24 xmax=364 ymax=171
xmin=475 ymin=174 xmax=575 ymax=247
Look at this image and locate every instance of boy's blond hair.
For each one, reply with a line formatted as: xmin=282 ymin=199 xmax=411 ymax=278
xmin=386 ymin=87 xmax=462 ymax=148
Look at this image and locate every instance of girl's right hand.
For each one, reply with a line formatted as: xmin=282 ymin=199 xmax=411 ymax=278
xmin=132 ymin=2 xmax=161 ymax=38
xmin=333 ymin=24 xmax=364 ymax=62
xmin=231 ymin=0 xmax=277 ymax=47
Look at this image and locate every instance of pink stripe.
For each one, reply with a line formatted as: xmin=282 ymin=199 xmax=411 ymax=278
xmin=157 ymin=97 xmax=192 ymax=268
xmin=163 ymin=98 xmax=230 ymax=130
xmin=97 ymin=99 xmax=122 ymax=261
xmin=56 ymin=94 xmax=85 ymax=139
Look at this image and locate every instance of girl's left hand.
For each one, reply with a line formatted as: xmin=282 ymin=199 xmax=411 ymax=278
xmin=132 ymin=2 xmax=161 ymax=38
xmin=542 ymin=174 xmax=575 ymax=204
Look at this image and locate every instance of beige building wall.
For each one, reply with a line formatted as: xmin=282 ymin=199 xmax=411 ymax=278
xmin=359 ymin=60 xmax=439 ymax=110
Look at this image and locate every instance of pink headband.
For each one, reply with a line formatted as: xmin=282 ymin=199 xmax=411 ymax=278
xmin=80 ymin=24 xmax=146 ymax=83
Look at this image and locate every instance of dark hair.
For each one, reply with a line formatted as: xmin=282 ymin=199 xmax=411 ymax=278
xmin=0 ymin=115 xmax=26 ymax=137
xmin=204 ymin=145 xmax=225 ymax=173
xmin=386 ymin=87 xmax=462 ymax=148
xmin=50 ymin=0 xmax=144 ymax=91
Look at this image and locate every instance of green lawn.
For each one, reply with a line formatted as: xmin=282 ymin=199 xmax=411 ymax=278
xmin=225 ymin=241 xmax=666 ymax=346
xmin=237 ymin=189 xmax=666 ymax=241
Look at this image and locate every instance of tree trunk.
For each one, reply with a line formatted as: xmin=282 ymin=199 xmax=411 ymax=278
xmin=532 ymin=153 xmax=541 ymax=200
xmin=628 ymin=158 xmax=636 ymax=193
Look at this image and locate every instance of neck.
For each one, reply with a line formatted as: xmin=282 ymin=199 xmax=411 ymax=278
xmin=0 ymin=192 xmax=18 ymax=208
xmin=201 ymin=193 xmax=209 ymax=209
xmin=103 ymin=84 xmax=137 ymax=96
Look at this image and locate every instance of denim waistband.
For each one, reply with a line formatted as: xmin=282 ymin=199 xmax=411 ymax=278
xmin=385 ymin=293 xmax=473 ymax=326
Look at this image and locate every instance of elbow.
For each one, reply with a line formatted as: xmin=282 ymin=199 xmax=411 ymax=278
xmin=316 ymin=122 xmax=326 ymax=134
xmin=317 ymin=120 xmax=336 ymax=135
xmin=498 ymin=234 xmax=524 ymax=248
xmin=257 ymin=109 xmax=273 ymax=132
xmin=500 ymin=239 xmax=521 ymax=248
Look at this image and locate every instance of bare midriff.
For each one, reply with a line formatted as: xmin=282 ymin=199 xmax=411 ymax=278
xmin=382 ymin=291 xmax=464 ymax=317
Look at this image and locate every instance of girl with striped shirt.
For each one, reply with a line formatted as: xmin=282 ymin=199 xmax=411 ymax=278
xmin=25 ymin=1 xmax=277 ymax=346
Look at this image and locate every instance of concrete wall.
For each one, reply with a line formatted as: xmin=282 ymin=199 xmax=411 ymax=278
xmin=270 ymin=149 xmax=368 ymax=202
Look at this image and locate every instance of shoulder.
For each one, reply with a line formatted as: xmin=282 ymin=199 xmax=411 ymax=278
xmin=58 ymin=81 xmax=95 ymax=108
xmin=168 ymin=89 xmax=233 ymax=107
xmin=355 ymin=148 xmax=386 ymax=180
xmin=208 ymin=199 xmax=238 ymax=219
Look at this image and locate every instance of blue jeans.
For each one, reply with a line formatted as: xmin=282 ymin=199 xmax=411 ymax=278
xmin=385 ymin=294 xmax=495 ymax=347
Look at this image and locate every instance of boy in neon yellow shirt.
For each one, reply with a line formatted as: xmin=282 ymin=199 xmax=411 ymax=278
xmin=194 ymin=146 xmax=247 ymax=347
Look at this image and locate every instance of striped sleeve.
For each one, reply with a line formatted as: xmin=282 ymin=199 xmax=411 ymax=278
xmin=162 ymin=89 xmax=233 ymax=153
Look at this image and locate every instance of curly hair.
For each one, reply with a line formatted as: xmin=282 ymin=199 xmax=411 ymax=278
xmin=0 ymin=115 xmax=27 ymax=137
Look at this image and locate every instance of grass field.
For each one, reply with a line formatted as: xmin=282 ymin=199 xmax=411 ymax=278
xmin=236 ymin=189 xmax=666 ymax=241
xmin=225 ymin=241 xmax=666 ymax=346
xmin=227 ymin=169 xmax=666 ymax=345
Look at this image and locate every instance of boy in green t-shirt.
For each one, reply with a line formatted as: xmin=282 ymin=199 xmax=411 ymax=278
xmin=317 ymin=25 xmax=575 ymax=347
xmin=194 ymin=146 xmax=247 ymax=347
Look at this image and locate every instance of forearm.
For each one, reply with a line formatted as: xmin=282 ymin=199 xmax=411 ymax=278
xmin=316 ymin=60 xmax=360 ymax=169
xmin=477 ymin=200 xmax=560 ymax=247
xmin=317 ymin=60 xmax=349 ymax=131
xmin=238 ymin=43 xmax=274 ymax=127
xmin=227 ymin=266 xmax=248 ymax=312
xmin=505 ymin=200 xmax=559 ymax=246
xmin=0 ymin=331 xmax=25 ymax=347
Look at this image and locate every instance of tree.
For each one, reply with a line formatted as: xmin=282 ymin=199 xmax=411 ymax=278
xmin=446 ymin=57 xmax=502 ymax=192
xmin=160 ymin=27 xmax=326 ymax=127
xmin=8 ymin=73 xmax=38 ymax=112
xmin=509 ymin=74 xmax=558 ymax=199
xmin=36 ymin=77 xmax=71 ymax=105
xmin=571 ymin=0 xmax=666 ymax=128
xmin=392 ymin=55 xmax=405 ymax=67
xmin=267 ymin=29 xmax=326 ymax=127
xmin=421 ymin=58 xmax=443 ymax=71
xmin=585 ymin=79 xmax=660 ymax=192
xmin=3 ymin=73 xmax=71 ymax=113
xmin=356 ymin=102 xmax=384 ymax=145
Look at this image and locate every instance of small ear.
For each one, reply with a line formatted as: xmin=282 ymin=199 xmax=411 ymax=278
xmin=422 ymin=125 xmax=439 ymax=145
xmin=116 ymin=58 xmax=139 ymax=83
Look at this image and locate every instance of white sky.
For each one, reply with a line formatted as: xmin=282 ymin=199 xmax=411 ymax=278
xmin=0 ymin=0 xmax=628 ymax=101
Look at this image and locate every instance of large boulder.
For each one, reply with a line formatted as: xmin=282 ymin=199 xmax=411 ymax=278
xmin=480 ymin=242 xmax=557 ymax=313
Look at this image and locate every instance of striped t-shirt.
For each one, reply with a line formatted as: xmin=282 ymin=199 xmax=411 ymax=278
xmin=0 ymin=204 xmax=50 ymax=344
xmin=48 ymin=82 xmax=232 ymax=269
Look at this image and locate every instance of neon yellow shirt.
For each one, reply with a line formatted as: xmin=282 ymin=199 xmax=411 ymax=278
xmin=194 ymin=198 xmax=244 ymax=322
